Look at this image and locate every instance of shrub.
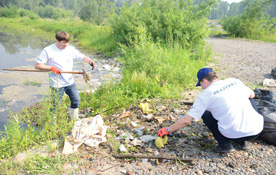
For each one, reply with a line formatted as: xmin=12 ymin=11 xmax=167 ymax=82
xmin=37 ymin=5 xmax=71 ymax=20
xmin=18 ymin=9 xmax=39 ymax=20
xmin=110 ymin=0 xmax=215 ymax=49
xmin=0 ymin=6 xmax=19 ymax=18
xmin=221 ymin=0 xmax=276 ymax=39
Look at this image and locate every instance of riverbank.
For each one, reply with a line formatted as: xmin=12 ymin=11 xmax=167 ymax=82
xmin=1 ymin=36 xmax=275 ymax=175
xmin=0 ymin=32 xmax=121 ymax=132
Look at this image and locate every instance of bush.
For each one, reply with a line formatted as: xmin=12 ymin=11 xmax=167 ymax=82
xmin=221 ymin=0 xmax=276 ymax=39
xmin=119 ymin=26 xmax=210 ymax=89
xmin=18 ymin=9 xmax=39 ymax=20
xmin=110 ymin=0 xmax=215 ymax=49
xmin=37 ymin=5 xmax=71 ymax=20
xmin=0 ymin=6 xmax=19 ymax=18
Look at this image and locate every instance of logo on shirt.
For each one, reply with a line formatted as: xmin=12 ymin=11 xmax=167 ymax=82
xmin=213 ymin=82 xmax=237 ymax=95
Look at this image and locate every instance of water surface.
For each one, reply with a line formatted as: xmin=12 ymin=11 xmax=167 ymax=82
xmin=0 ymin=31 xmax=53 ymax=131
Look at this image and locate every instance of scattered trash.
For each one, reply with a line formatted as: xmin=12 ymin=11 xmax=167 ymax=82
xmin=254 ymin=89 xmax=276 ymax=146
xmin=131 ymin=138 xmax=142 ymax=146
xmin=143 ymin=114 xmax=153 ymax=120
xmin=155 ymin=136 xmax=168 ymax=148
xmin=119 ymin=144 xmax=128 ymax=152
xmin=139 ymin=99 xmax=153 ymax=114
xmin=139 ymin=103 xmax=150 ymax=114
xmin=142 ymin=159 xmax=148 ymax=163
xmin=156 ymin=105 xmax=167 ymax=112
xmin=254 ymin=88 xmax=274 ymax=101
xmin=154 ymin=150 xmax=159 ymax=156
xmin=130 ymin=121 xmax=138 ymax=127
xmin=140 ymin=135 xmax=157 ymax=142
xmin=134 ymin=127 xmax=144 ymax=136
xmin=263 ymin=78 xmax=276 ymax=87
xmin=117 ymin=133 xmax=134 ymax=140
xmin=120 ymin=110 xmax=132 ymax=119
xmin=155 ymin=116 xmax=166 ymax=123
xmin=103 ymin=64 xmax=112 ymax=71
xmin=62 ymin=115 xmax=107 ymax=154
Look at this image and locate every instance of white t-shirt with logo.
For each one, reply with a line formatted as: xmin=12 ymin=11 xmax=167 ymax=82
xmin=188 ymin=78 xmax=263 ymax=138
xmin=36 ymin=44 xmax=85 ymax=88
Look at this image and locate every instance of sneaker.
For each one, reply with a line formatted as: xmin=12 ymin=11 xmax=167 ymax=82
xmin=214 ymin=144 xmax=235 ymax=153
xmin=239 ymin=141 xmax=250 ymax=150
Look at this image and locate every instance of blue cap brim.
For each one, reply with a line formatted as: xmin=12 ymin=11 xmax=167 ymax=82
xmin=196 ymin=81 xmax=200 ymax=87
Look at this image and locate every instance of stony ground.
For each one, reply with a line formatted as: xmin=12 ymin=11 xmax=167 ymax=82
xmin=12 ymin=37 xmax=276 ymax=175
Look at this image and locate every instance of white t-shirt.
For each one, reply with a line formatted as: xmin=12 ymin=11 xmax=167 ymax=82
xmin=36 ymin=44 xmax=85 ymax=88
xmin=188 ymin=78 xmax=263 ymax=138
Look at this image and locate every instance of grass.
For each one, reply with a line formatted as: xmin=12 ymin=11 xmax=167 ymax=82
xmin=0 ymin=152 xmax=84 ymax=174
xmin=23 ymin=79 xmax=42 ymax=86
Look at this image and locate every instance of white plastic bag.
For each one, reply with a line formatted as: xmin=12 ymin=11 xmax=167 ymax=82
xmin=63 ymin=115 xmax=107 ymax=154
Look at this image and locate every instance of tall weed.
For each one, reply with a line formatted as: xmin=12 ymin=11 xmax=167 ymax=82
xmin=119 ymin=26 xmax=211 ymax=88
xmin=0 ymin=93 xmax=73 ymax=158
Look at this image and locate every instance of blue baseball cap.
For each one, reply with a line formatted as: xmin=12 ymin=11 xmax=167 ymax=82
xmin=196 ymin=68 xmax=214 ymax=87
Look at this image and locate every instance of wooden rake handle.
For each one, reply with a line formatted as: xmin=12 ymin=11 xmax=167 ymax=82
xmin=3 ymin=68 xmax=83 ymax=74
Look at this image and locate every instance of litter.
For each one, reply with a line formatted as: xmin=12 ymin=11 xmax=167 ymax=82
xmin=62 ymin=115 xmax=107 ymax=154
xmin=254 ymin=88 xmax=276 ymax=146
xmin=155 ymin=136 xmax=168 ymax=148
xmin=263 ymin=78 xmax=276 ymax=87
xmin=140 ymin=135 xmax=157 ymax=142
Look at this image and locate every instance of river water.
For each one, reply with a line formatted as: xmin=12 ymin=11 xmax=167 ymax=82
xmin=0 ymin=31 xmax=121 ymax=132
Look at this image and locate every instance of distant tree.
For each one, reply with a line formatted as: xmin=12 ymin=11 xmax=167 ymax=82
xmin=266 ymin=0 xmax=276 ymax=18
xmin=208 ymin=0 xmax=228 ymax=19
xmin=221 ymin=0 xmax=275 ymax=38
xmin=80 ymin=0 xmax=115 ymax=25
xmin=227 ymin=2 xmax=243 ymax=16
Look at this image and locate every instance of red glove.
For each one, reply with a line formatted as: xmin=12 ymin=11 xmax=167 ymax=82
xmin=50 ymin=66 xmax=61 ymax=74
xmin=157 ymin=128 xmax=169 ymax=138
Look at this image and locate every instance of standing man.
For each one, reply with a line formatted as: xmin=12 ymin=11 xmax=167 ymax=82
xmin=35 ymin=31 xmax=95 ymax=121
xmin=157 ymin=68 xmax=264 ymax=153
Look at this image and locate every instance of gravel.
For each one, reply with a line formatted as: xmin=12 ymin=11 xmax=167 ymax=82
xmin=207 ymin=37 xmax=276 ymax=99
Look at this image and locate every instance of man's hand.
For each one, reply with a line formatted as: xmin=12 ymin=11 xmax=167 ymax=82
xmin=157 ymin=128 xmax=169 ymax=138
xmin=89 ymin=60 xmax=94 ymax=70
xmin=50 ymin=66 xmax=61 ymax=74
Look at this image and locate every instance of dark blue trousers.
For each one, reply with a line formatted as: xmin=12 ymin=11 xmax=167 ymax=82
xmin=202 ymin=98 xmax=262 ymax=146
xmin=50 ymin=83 xmax=80 ymax=112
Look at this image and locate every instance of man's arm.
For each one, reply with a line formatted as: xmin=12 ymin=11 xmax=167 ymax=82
xmin=157 ymin=114 xmax=194 ymax=137
xmin=35 ymin=62 xmax=61 ymax=74
xmin=82 ymin=56 xmax=94 ymax=64
xmin=34 ymin=62 xmax=51 ymax=70
xmin=168 ymin=114 xmax=194 ymax=132
xmin=82 ymin=56 xmax=95 ymax=70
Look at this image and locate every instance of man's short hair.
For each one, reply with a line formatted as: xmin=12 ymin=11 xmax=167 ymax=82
xmin=56 ymin=31 xmax=70 ymax=42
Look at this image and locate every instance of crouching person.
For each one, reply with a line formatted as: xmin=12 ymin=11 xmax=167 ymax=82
xmin=158 ymin=68 xmax=263 ymax=153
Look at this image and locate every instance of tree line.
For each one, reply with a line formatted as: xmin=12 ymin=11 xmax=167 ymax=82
xmin=1 ymin=0 xmax=276 ymax=24
xmin=209 ymin=0 xmax=276 ymax=20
